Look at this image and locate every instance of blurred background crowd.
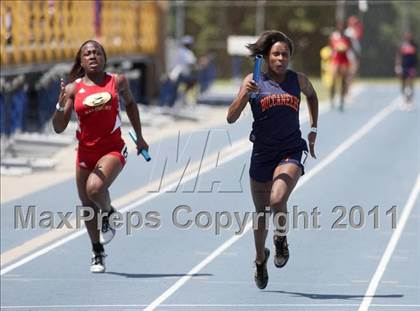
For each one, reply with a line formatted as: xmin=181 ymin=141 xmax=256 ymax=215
xmin=0 ymin=1 xmax=418 ymax=155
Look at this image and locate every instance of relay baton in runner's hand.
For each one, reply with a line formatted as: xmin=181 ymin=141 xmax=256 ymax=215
xmin=250 ymin=54 xmax=263 ymax=100
xmin=129 ymin=130 xmax=151 ymax=162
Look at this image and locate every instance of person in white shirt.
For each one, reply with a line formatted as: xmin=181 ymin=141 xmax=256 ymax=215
xmin=344 ymin=15 xmax=363 ymax=97
xmin=164 ymin=35 xmax=198 ymax=107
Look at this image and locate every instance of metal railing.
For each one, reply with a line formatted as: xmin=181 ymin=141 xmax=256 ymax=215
xmin=1 ymin=0 xmax=164 ymax=67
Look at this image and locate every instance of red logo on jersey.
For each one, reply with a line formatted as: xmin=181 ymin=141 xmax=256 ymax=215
xmin=260 ymin=93 xmax=299 ymax=112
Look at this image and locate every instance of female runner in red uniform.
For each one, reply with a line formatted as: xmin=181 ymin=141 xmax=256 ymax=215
xmin=329 ymin=22 xmax=352 ymax=111
xmin=52 ymin=40 xmax=148 ymax=273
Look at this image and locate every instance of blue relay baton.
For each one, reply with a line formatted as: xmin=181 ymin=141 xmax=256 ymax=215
xmin=128 ymin=130 xmax=151 ymax=162
xmin=250 ymin=54 xmax=263 ymax=100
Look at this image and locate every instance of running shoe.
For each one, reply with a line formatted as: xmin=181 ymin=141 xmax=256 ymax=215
xmin=254 ymin=248 xmax=270 ymax=289
xmin=90 ymin=251 xmax=106 ymax=273
xmin=273 ymin=234 xmax=289 ymax=268
xmin=99 ymin=208 xmax=116 ymax=245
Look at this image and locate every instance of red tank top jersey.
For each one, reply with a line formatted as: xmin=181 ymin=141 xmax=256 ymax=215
xmin=330 ymin=32 xmax=351 ymax=65
xmin=74 ymin=73 xmax=124 ymax=152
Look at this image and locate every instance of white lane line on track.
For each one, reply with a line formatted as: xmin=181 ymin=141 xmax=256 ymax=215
xmin=2 ymin=303 xmax=420 ymax=309
xmin=298 ymin=96 xmax=398 ymax=186
xmin=358 ymin=174 xmax=420 ymax=311
xmin=143 ymin=98 xmax=399 ymax=311
xmin=5 ymin=83 xmax=366 ymax=268
xmin=0 ymin=140 xmax=251 ymax=276
xmin=1 ymin=86 xmax=345 ymax=275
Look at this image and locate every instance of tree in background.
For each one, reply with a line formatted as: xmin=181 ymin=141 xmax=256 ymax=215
xmin=167 ymin=1 xmax=420 ymax=78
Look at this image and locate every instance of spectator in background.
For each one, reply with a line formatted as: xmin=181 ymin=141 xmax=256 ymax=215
xmin=395 ymin=32 xmax=417 ymax=110
xmin=197 ymin=53 xmax=216 ymax=94
xmin=344 ymin=15 xmax=363 ymax=97
xmin=329 ymin=22 xmax=352 ymax=111
xmin=160 ymin=35 xmax=197 ymax=108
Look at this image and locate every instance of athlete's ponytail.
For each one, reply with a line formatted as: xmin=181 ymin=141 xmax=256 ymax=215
xmin=68 ymin=40 xmax=107 ymax=82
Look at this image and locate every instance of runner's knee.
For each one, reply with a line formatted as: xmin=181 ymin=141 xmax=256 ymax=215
xmin=86 ymin=180 xmax=106 ymax=202
xmin=270 ymin=192 xmax=288 ymax=209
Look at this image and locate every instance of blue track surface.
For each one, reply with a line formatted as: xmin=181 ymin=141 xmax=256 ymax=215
xmin=1 ymin=84 xmax=419 ymax=311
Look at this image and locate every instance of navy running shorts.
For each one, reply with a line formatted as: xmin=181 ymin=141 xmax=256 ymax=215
xmin=249 ymin=147 xmax=308 ymax=183
xmin=402 ymin=67 xmax=416 ymax=79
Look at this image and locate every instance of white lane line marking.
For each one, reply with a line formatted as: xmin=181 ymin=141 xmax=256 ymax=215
xmin=0 ymin=141 xmax=251 ymax=276
xmin=0 ymin=139 xmax=249 ymax=268
xmin=144 ymin=221 xmax=252 ymax=311
xmin=144 ymin=99 xmax=398 ymax=311
xmin=0 ymin=230 xmax=87 ymax=276
xmin=0 ymin=95 xmax=337 ymax=275
xmin=298 ymin=97 xmax=398 ymax=186
xmin=358 ymin=174 xmax=420 ymax=311
xmin=2 ymin=303 xmax=420 ymax=309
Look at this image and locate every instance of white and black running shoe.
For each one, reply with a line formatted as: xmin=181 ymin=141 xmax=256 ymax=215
xmin=254 ymin=248 xmax=270 ymax=289
xmin=90 ymin=251 xmax=106 ymax=273
xmin=99 ymin=208 xmax=116 ymax=245
xmin=273 ymin=235 xmax=289 ymax=268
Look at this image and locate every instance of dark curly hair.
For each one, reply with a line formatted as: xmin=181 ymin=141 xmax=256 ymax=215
xmin=246 ymin=30 xmax=294 ymax=57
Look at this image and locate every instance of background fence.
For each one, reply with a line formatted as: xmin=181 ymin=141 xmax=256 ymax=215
xmin=1 ymin=0 xmax=419 ymax=139
xmin=0 ymin=0 xmax=166 ymax=138
xmin=0 ymin=0 xmax=164 ymax=66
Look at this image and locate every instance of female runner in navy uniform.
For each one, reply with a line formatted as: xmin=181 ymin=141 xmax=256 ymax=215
xmin=227 ymin=31 xmax=318 ymax=289
xmin=395 ymin=32 xmax=417 ymax=110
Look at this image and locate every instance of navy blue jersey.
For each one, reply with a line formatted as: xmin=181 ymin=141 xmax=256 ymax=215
xmin=249 ymin=70 xmax=306 ymax=152
xmin=400 ymin=41 xmax=417 ymax=69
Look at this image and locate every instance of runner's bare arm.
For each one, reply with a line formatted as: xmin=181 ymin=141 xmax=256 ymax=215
xmin=116 ymin=74 xmax=148 ymax=151
xmin=298 ymin=72 xmax=318 ymax=158
xmin=227 ymin=73 xmax=256 ymax=123
xmin=52 ymin=80 xmax=76 ymax=133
